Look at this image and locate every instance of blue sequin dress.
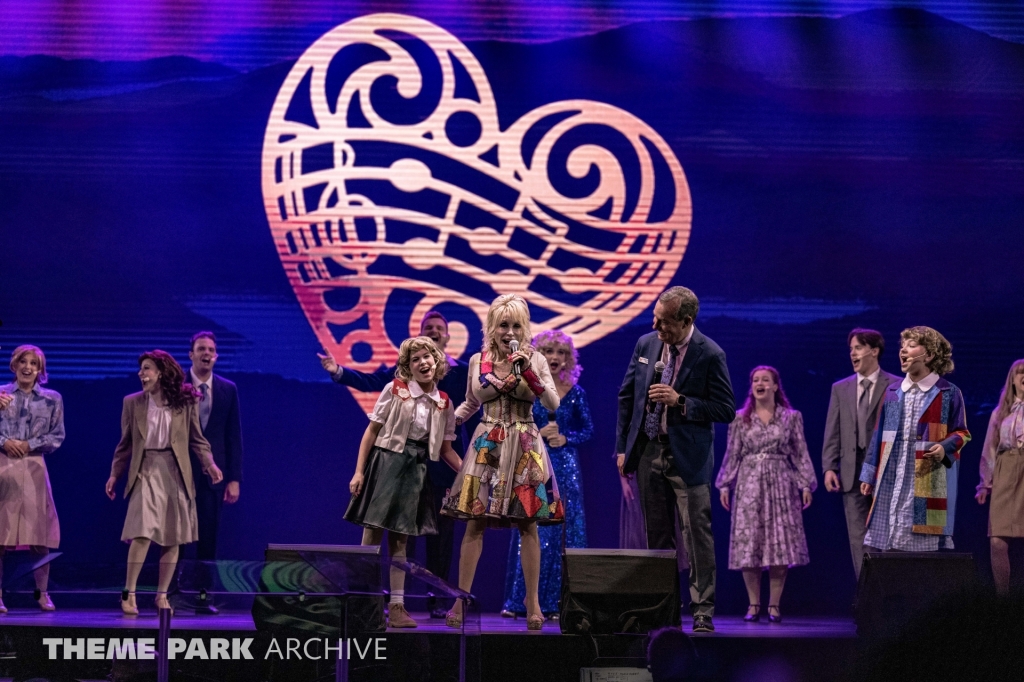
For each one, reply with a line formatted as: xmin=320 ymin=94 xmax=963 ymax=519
xmin=502 ymin=383 xmax=593 ymax=614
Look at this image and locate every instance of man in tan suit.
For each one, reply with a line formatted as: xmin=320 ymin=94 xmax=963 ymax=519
xmin=822 ymin=329 xmax=899 ymax=580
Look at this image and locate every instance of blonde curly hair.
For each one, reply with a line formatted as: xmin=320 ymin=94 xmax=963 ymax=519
xmin=900 ymin=326 xmax=954 ymax=376
xmin=394 ymin=336 xmax=448 ymax=384
xmin=483 ymin=294 xmax=532 ymax=360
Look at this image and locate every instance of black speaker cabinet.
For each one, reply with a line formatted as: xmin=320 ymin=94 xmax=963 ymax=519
xmin=251 ymin=544 xmax=386 ymax=636
xmin=560 ymin=548 xmax=680 ymax=634
xmin=856 ymin=551 xmax=976 ymax=637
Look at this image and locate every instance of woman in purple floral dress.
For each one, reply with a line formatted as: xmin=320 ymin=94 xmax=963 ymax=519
xmin=716 ymin=366 xmax=816 ymax=623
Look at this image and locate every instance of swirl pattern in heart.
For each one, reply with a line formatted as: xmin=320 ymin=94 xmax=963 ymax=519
xmin=262 ymin=13 xmax=691 ymax=409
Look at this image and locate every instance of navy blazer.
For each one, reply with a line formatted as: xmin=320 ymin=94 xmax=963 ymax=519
xmin=333 ymin=358 xmax=477 ymax=487
xmin=189 ymin=373 xmax=244 ymax=487
xmin=616 ymin=328 xmax=735 ymax=486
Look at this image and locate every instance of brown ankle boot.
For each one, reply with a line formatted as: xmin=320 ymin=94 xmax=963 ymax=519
xmin=387 ymin=603 xmax=417 ymax=629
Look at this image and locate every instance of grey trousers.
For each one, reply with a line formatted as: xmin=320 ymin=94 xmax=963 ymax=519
xmin=843 ymin=487 xmax=872 ymax=580
xmin=636 ymin=440 xmax=715 ymax=617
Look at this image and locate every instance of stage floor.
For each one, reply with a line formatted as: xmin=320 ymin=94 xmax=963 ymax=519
xmin=0 ymin=609 xmax=860 ymax=682
xmin=0 ymin=608 xmax=857 ymax=638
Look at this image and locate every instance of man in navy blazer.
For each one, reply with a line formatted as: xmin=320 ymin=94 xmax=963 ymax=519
xmin=319 ymin=311 xmax=477 ymax=620
xmin=616 ymin=287 xmax=735 ymax=633
xmin=186 ymin=331 xmax=243 ymax=613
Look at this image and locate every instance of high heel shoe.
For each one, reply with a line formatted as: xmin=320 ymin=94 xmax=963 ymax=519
xmin=744 ymin=604 xmax=760 ymax=622
xmin=500 ymin=609 xmax=518 ymax=619
xmin=767 ymin=604 xmax=782 ymax=623
xmin=445 ymin=606 xmax=464 ymax=629
xmin=155 ymin=592 xmax=174 ymax=615
xmin=526 ymin=612 xmax=544 ymax=631
xmin=37 ymin=592 xmax=56 ymax=612
xmin=121 ymin=590 xmax=139 ymax=617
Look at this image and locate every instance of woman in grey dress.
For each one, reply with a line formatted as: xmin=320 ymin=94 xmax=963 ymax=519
xmin=106 ymin=351 xmax=222 ymax=615
xmin=0 ymin=345 xmax=65 ymax=612
xmin=716 ymin=366 xmax=816 ymax=623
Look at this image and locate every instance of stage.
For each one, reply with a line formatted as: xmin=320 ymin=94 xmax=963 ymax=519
xmin=0 ymin=608 xmax=858 ymax=682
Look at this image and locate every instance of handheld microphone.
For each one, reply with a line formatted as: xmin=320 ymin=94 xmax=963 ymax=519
xmin=509 ymin=339 xmax=522 ymax=377
xmin=647 ymin=361 xmax=666 ymax=411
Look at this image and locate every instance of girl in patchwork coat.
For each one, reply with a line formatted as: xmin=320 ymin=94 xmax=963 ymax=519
xmin=860 ymin=327 xmax=971 ymax=552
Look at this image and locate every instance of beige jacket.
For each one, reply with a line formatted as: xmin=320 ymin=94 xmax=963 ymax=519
xmin=110 ymin=392 xmax=215 ymax=500
xmin=372 ymin=380 xmax=455 ymax=461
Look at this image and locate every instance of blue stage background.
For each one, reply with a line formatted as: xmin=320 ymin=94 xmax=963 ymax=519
xmin=2 ymin=2 xmax=1023 ymax=614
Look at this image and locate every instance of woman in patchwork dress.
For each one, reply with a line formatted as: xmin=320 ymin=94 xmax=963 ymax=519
xmin=442 ymin=294 xmax=561 ymax=630
xmin=716 ymin=366 xmax=816 ymax=623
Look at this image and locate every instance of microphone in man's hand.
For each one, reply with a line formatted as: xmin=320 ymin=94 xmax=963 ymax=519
xmin=648 ymin=361 xmax=666 ymax=410
xmin=509 ymin=339 xmax=522 ymax=377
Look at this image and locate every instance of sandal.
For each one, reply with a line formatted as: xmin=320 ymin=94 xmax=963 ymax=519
xmin=767 ymin=604 xmax=782 ymax=623
xmin=744 ymin=604 xmax=760 ymax=622
xmin=526 ymin=612 xmax=544 ymax=631
xmin=445 ymin=605 xmax=464 ymax=629
xmin=121 ymin=590 xmax=139 ymax=617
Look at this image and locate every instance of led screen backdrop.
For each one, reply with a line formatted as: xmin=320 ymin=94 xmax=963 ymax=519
xmin=2 ymin=1 xmax=1023 ymax=613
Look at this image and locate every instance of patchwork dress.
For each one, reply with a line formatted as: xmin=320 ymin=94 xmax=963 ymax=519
xmin=442 ymin=351 xmax=563 ymax=524
xmin=503 ymin=383 xmax=592 ymax=613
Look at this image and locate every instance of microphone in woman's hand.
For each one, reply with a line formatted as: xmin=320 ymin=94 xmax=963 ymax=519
xmin=510 ymin=339 xmax=522 ymax=376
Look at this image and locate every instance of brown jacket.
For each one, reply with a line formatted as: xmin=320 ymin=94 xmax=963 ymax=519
xmin=109 ymin=392 xmax=214 ymax=500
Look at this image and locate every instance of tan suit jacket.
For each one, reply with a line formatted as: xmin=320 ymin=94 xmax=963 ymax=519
xmin=110 ymin=392 xmax=214 ymax=500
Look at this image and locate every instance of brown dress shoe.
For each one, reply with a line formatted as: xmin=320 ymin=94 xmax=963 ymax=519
xmin=387 ymin=603 xmax=417 ymax=629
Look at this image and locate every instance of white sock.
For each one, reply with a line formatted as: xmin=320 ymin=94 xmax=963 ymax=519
xmin=390 ymin=590 xmax=404 ymax=607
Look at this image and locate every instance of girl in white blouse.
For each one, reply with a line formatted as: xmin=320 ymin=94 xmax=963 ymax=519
xmin=344 ymin=336 xmax=462 ymax=629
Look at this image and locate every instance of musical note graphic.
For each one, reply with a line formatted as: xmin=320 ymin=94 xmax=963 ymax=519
xmin=262 ymin=13 xmax=691 ymax=409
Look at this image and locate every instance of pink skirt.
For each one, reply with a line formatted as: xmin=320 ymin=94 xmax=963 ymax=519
xmin=122 ymin=449 xmax=197 ymax=546
xmin=0 ymin=452 xmax=60 ymax=548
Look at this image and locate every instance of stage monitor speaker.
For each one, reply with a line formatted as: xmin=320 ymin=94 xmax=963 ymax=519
xmin=560 ymin=548 xmax=680 ymax=635
xmin=856 ymin=551 xmax=976 ymax=637
xmin=251 ymin=544 xmax=386 ymax=636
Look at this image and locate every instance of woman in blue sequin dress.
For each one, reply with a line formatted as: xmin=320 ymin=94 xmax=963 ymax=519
xmin=502 ymin=330 xmax=592 ymax=617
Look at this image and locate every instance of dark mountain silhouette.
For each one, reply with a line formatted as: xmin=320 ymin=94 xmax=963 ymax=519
xmin=0 ymin=54 xmax=238 ymax=100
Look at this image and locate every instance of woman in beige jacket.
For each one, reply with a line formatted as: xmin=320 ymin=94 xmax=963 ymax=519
xmin=106 ymin=350 xmax=222 ymax=615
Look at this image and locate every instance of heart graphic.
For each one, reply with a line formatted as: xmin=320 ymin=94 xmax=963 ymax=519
xmin=262 ymin=13 xmax=691 ymax=410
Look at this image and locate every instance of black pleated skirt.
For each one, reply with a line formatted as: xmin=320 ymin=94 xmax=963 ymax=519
xmin=344 ymin=438 xmax=438 ymax=536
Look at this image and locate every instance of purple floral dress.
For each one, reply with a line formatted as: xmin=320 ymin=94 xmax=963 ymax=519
xmin=715 ymin=407 xmax=817 ymax=570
